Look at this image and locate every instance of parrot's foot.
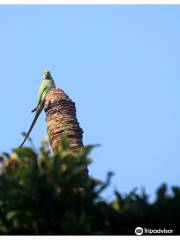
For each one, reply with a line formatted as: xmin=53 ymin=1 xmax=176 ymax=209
xmin=31 ymin=107 xmax=37 ymax=113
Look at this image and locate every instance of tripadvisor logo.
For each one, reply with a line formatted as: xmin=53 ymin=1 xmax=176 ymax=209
xmin=135 ymin=227 xmax=143 ymax=235
xmin=135 ymin=227 xmax=174 ymax=235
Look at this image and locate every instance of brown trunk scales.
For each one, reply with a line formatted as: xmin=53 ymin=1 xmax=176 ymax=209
xmin=44 ymin=88 xmax=84 ymax=153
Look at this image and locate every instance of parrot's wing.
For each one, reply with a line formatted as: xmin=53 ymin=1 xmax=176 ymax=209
xmin=31 ymin=86 xmax=47 ymax=113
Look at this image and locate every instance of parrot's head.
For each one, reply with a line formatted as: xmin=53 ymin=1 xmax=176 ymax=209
xmin=43 ymin=70 xmax=52 ymax=79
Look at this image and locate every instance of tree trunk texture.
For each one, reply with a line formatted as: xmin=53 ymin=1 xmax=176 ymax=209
xmin=44 ymin=88 xmax=84 ymax=153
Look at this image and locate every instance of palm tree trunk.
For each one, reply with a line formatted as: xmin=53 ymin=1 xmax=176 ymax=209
xmin=44 ymin=88 xmax=84 ymax=153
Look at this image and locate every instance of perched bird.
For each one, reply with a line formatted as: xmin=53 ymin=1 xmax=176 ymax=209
xmin=19 ymin=70 xmax=56 ymax=148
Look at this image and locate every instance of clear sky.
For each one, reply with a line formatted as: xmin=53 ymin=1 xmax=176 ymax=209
xmin=0 ymin=5 xmax=180 ymax=201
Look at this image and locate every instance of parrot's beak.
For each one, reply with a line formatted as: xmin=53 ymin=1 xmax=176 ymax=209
xmin=44 ymin=72 xmax=49 ymax=79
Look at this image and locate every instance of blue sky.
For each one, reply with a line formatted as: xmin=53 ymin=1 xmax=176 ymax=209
xmin=0 ymin=5 xmax=180 ymax=201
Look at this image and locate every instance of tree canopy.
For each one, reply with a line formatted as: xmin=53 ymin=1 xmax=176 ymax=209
xmin=0 ymin=139 xmax=179 ymax=235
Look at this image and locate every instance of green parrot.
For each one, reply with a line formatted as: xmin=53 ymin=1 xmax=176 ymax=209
xmin=19 ymin=70 xmax=56 ymax=148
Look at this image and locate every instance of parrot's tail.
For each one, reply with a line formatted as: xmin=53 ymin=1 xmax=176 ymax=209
xmin=19 ymin=108 xmax=42 ymax=148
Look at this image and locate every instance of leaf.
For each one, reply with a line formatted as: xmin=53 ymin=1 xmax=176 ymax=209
xmin=156 ymin=183 xmax=167 ymax=200
xmin=13 ymin=147 xmax=37 ymax=161
xmin=1 ymin=152 xmax=10 ymax=159
xmin=6 ymin=211 xmax=17 ymax=221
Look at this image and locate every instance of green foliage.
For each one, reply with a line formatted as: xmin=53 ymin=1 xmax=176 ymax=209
xmin=0 ymin=141 xmax=179 ymax=235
